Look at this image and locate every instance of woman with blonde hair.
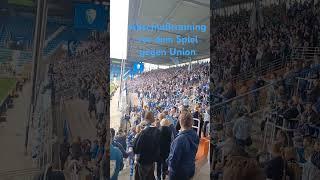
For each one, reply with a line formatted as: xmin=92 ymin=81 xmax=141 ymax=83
xmin=157 ymin=118 xmax=173 ymax=180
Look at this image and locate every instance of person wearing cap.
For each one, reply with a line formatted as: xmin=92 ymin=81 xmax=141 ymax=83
xmin=167 ymin=110 xmax=199 ymax=180
xmin=233 ymin=107 xmax=252 ymax=147
xmin=133 ymin=111 xmax=161 ymax=180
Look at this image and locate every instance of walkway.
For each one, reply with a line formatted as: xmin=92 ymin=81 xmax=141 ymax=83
xmin=118 ymin=157 xmax=210 ymax=179
xmin=0 ymin=82 xmax=33 ymax=170
xmin=110 ymin=88 xmax=121 ymax=131
xmin=64 ymin=98 xmax=97 ymax=141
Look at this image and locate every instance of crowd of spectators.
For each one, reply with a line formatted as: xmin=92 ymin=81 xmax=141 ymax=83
xmin=210 ymin=1 xmax=320 ymax=180
xmin=50 ymin=39 xmax=109 ymax=180
xmin=110 ymin=62 xmax=210 ymax=180
xmin=211 ymin=1 xmax=320 ymax=83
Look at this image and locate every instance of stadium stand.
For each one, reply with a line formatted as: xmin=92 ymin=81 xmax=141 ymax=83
xmin=109 ymin=0 xmax=210 ymax=178
xmin=0 ymin=14 xmax=92 ymax=75
xmin=110 ymin=61 xmax=210 ymax=180
xmin=210 ymin=1 xmax=320 ymax=180
xmin=0 ymin=1 xmax=110 ymax=179
xmin=49 ymin=36 xmax=109 ymax=179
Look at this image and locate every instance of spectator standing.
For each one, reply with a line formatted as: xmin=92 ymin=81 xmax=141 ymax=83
xmin=133 ymin=111 xmax=161 ymax=180
xmin=157 ymin=119 xmax=173 ymax=180
xmin=265 ymin=143 xmax=285 ymax=180
xmin=302 ymin=151 xmax=320 ymax=180
xmin=233 ymin=108 xmax=252 ymax=147
xmin=167 ymin=110 xmax=199 ymax=180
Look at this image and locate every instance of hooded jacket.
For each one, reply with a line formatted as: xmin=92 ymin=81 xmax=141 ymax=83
xmin=167 ymin=129 xmax=199 ymax=179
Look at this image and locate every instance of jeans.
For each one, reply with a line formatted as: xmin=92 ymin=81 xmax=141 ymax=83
xmin=156 ymin=159 xmax=168 ymax=179
xmin=169 ymin=172 xmax=192 ymax=180
xmin=129 ymin=156 xmax=134 ymax=177
xmin=134 ymin=163 xmax=155 ymax=180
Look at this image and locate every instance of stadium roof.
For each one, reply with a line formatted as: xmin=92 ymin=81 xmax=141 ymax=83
xmin=0 ymin=0 xmax=109 ymax=17
xmin=126 ymin=0 xmax=210 ymax=65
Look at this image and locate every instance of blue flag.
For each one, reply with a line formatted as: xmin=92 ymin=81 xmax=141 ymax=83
xmin=74 ymin=3 xmax=108 ymax=31
xmin=133 ymin=62 xmax=144 ymax=74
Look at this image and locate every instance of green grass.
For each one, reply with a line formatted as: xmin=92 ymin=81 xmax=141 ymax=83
xmin=8 ymin=0 xmax=34 ymax=6
xmin=0 ymin=78 xmax=16 ymax=103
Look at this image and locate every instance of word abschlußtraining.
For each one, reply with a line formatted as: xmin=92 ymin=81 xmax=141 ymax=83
xmin=128 ymin=23 xmax=207 ymax=33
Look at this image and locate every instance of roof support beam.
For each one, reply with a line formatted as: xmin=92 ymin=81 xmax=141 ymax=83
xmin=183 ymin=0 xmax=210 ymax=7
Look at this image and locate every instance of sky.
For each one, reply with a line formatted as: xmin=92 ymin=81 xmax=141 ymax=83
xmin=110 ymin=0 xmax=129 ymax=59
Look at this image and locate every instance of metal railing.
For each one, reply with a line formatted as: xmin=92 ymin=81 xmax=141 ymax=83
xmin=213 ymin=47 xmax=320 ymax=87
xmin=211 ymin=54 xmax=288 ymax=87
xmin=193 ymin=118 xmax=201 ymax=136
xmin=212 ymin=63 xmax=320 ymax=139
xmin=212 ymin=82 xmax=272 ymax=131
xmin=231 ymin=56 xmax=287 ymax=84
xmin=30 ymin=64 xmax=54 ymax=169
xmin=290 ymin=47 xmax=320 ymax=61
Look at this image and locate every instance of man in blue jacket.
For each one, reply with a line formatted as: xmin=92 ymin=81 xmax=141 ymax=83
xmin=167 ymin=110 xmax=199 ymax=180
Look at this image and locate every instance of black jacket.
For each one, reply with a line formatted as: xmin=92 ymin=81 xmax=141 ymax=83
xmin=159 ymin=126 xmax=172 ymax=160
xmin=265 ymin=156 xmax=285 ymax=180
xmin=133 ymin=126 xmax=161 ymax=165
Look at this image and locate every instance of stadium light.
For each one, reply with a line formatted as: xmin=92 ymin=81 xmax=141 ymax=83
xmin=110 ymin=0 xmax=129 ymax=60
